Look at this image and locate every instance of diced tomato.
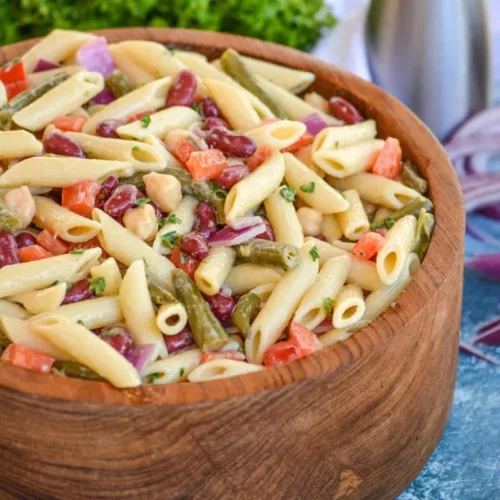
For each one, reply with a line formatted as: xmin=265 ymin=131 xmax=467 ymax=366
xmin=281 ymin=131 xmax=314 ymax=153
xmin=170 ymin=248 xmax=200 ymax=279
xmin=247 ymin=145 xmax=272 ymax=171
xmin=353 ymin=231 xmax=386 ymax=260
xmin=52 ymin=115 xmax=87 ymax=132
xmin=62 ymin=180 xmax=101 ymax=218
xmin=128 ymin=110 xmax=154 ymax=123
xmin=185 ymin=149 xmax=228 ymax=182
xmin=5 ymin=80 xmax=29 ymax=100
xmin=175 ymin=138 xmax=197 ymax=163
xmin=0 ymin=60 xmax=26 ymax=85
xmin=36 ymin=229 xmax=69 ymax=256
xmin=372 ymin=137 xmax=402 ymax=179
xmin=18 ymin=245 xmax=53 ymax=262
xmin=288 ymin=321 xmax=323 ymax=355
xmin=2 ymin=344 xmax=55 ymax=373
xmin=263 ymin=341 xmax=300 ymax=367
xmin=200 ymin=351 xmax=246 ymax=364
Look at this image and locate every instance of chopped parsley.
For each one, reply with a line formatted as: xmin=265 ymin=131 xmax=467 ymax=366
xmin=192 ymin=102 xmax=201 ymax=114
xmin=323 ymin=297 xmax=335 ymax=315
xmin=237 ymin=345 xmax=245 ymax=353
xmin=279 ymin=186 xmax=296 ymax=202
xmin=384 ymin=218 xmax=395 ymax=230
xmin=160 ymin=231 xmax=177 ymax=249
xmin=309 ymin=245 xmax=320 ymax=262
xmin=135 ymin=197 xmax=152 ymax=206
xmin=159 ymin=214 xmax=181 ymax=228
xmin=70 ymin=249 xmax=85 ymax=254
xmin=132 ymin=146 xmax=141 ymax=152
xmin=51 ymin=280 xmax=59 ymax=286
xmin=88 ymin=276 xmax=106 ymax=295
xmin=180 ymin=252 xmax=188 ymax=264
xmin=77 ymin=319 xmax=85 ymax=326
xmin=300 ymin=182 xmax=315 ymax=193
xmin=334 ymin=140 xmax=340 ymax=148
xmin=146 ymin=372 xmax=164 ymax=383
xmin=140 ymin=114 xmax=151 ymax=128
xmin=179 ymin=367 xmax=185 ymax=378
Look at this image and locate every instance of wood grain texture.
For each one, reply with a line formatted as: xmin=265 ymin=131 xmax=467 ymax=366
xmin=0 ymin=28 xmax=464 ymax=500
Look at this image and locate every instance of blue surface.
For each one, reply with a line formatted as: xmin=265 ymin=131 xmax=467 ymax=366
xmin=400 ymin=130 xmax=500 ymax=497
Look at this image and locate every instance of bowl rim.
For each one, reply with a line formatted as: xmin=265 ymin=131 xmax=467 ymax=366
xmin=0 ymin=27 xmax=464 ymax=405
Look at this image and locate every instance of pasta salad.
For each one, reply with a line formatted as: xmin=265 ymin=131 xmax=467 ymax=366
xmin=0 ymin=30 xmax=434 ymax=388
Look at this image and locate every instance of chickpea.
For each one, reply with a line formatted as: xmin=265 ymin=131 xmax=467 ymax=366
xmin=297 ymin=207 xmax=322 ymax=237
xmin=143 ymin=172 xmax=182 ymax=213
xmin=4 ymin=186 xmax=35 ymax=228
xmin=123 ymin=204 xmax=158 ymax=241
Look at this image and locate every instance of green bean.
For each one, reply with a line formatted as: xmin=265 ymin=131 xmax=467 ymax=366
xmin=52 ymin=360 xmax=105 ymax=381
xmin=232 ymin=293 xmax=261 ymax=338
xmin=412 ymin=208 xmax=435 ymax=261
xmin=220 ymin=48 xmax=287 ymax=119
xmin=0 ymin=199 xmax=22 ymax=233
xmin=236 ymin=239 xmax=300 ymax=270
xmin=402 ymin=161 xmax=428 ymax=194
xmin=105 ymin=70 xmax=134 ymax=98
xmin=148 ymin=282 xmax=176 ymax=307
xmin=0 ymin=73 xmax=68 ymax=130
xmin=120 ymin=167 xmax=227 ymax=223
xmin=370 ymin=197 xmax=431 ymax=231
xmin=172 ymin=269 xmax=229 ymax=351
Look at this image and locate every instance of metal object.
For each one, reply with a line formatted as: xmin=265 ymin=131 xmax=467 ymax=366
xmin=366 ymin=0 xmax=492 ymax=140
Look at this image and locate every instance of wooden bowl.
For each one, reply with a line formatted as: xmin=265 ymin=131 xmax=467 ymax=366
xmin=0 ymin=28 xmax=464 ymax=500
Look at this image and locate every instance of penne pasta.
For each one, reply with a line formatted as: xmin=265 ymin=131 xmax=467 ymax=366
xmin=82 ymin=77 xmax=172 ymax=134
xmin=312 ymin=120 xmax=377 ymax=153
xmin=283 ymin=153 xmax=349 ymax=214
xmin=332 ymin=284 xmax=366 ymax=329
xmin=195 ymin=247 xmax=236 ymax=296
xmin=0 ymin=81 xmax=6 ymax=108
xmin=93 ymin=209 xmax=176 ymax=292
xmin=65 ymin=132 xmax=167 ymax=171
xmin=0 ymin=131 xmax=43 ymax=159
xmin=320 ymin=214 xmax=343 ymax=243
xmin=90 ymin=258 xmax=122 ymax=297
xmin=142 ymin=348 xmax=202 ymax=384
xmin=249 ymin=283 xmax=277 ymax=303
xmin=9 ymin=283 xmax=67 ymax=315
xmin=156 ymin=302 xmax=188 ymax=336
xmin=0 ymin=157 xmax=134 ymax=189
xmin=120 ymin=260 xmax=168 ymax=359
xmin=319 ymin=328 xmax=353 ymax=347
xmin=294 ymin=255 xmax=351 ymax=330
xmin=246 ymin=120 xmax=306 ymax=152
xmin=27 ymin=66 xmax=84 ymax=86
xmin=143 ymin=135 xmax=183 ymax=169
xmin=246 ymin=240 xmax=319 ymax=364
xmin=108 ymin=44 xmax=155 ymax=86
xmin=117 ymin=106 xmax=200 ymax=141
xmin=224 ymin=264 xmax=283 ymax=295
xmin=264 ymin=185 xmax=304 ymax=248
xmin=328 ymin=173 xmax=422 ymax=210
xmin=0 ymin=300 xmax=30 ymax=319
xmin=376 ymin=215 xmax=418 ymax=285
xmin=31 ymin=315 xmax=141 ymax=388
xmin=224 ymin=152 xmax=285 ymax=221
xmin=33 ymin=196 xmax=101 ymax=243
xmin=336 ymin=190 xmax=370 ymax=241
xmin=188 ymin=359 xmax=264 ymax=382
xmin=0 ymin=249 xmax=100 ymax=299
xmin=13 ymin=72 xmax=104 ymax=131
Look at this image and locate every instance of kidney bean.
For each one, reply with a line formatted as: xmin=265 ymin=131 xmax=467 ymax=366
xmin=96 ymin=175 xmax=119 ymax=208
xmin=150 ymin=201 xmax=163 ymax=219
xmin=43 ymin=133 xmax=86 ymax=158
xmin=205 ymin=117 xmax=231 ymax=130
xmin=255 ymin=219 xmax=275 ymax=241
xmin=164 ymin=327 xmax=195 ymax=354
xmin=103 ymin=184 xmax=138 ymax=218
xmin=98 ymin=324 xmax=133 ymax=356
xmin=314 ymin=234 xmax=327 ymax=242
xmin=14 ymin=232 xmax=37 ymax=248
xmin=199 ymin=97 xmax=220 ymax=118
xmin=63 ymin=279 xmax=94 ymax=305
xmin=193 ymin=202 xmax=217 ymax=238
xmin=216 ymin=164 xmax=249 ymax=190
xmin=165 ymin=70 xmax=197 ymax=108
xmin=181 ymin=232 xmax=209 ymax=260
xmin=328 ymin=97 xmax=364 ymax=124
xmin=204 ymin=293 xmax=235 ymax=322
xmin=0 ymin=232 xmax=20 ymax=268
xmin=96 ymin=119 xmax=127 ymax=138
xmin=205 ymin=127 xmax=256 ymax=158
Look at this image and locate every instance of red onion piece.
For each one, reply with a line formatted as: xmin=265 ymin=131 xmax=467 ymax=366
xmin=465 ymin=253 xmax=500 ymax=281
xmin=126 ymin=344 xmax=157 ymax=374
xmin=228 ymin=216 xmax=264 ymax=230
xmin=477 ymin=316 xmax=500 ymax=334
xmin=91 ymin=88 xmax=116 ymax=105
xmin=465 ymin=222 xmax=500 ymax=249
xmin=459 ymin=342 xmax=500 ymax=365
xmin=76 ymin=37 xmax=115 ymax=77
xmin=300 ymin=113 xmax=329 ymax=136
xmin=461 ymin=173 xmax=500 ymax=213
xmin=469 ymin=326 xmax=500 ymax=346
xmin=33 ymin=59 xmax=59 ymax=72
xmin=445 ymin=133 xmax=500 ymax=161
xmin=207 ymin=223 xmax=266 ymax=247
